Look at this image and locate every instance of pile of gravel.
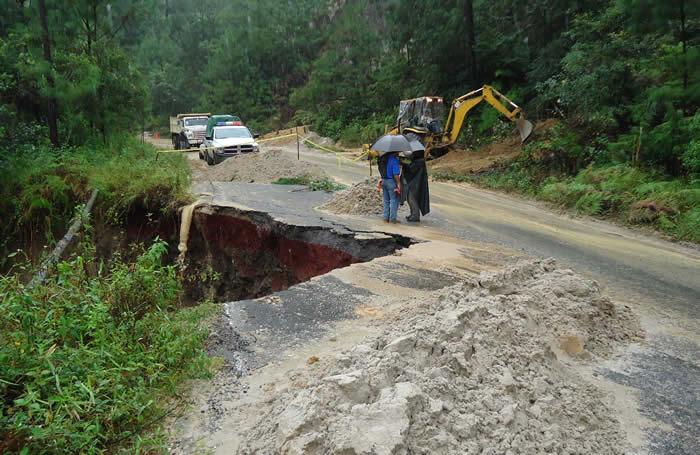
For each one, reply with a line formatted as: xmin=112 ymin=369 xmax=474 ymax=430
xmin=237 ymin=259 xmax=641 ymax=454
xmin=193 ymin=148 xmax=325 ymax=183
xmin=319 ymin=178 xmax=384 ymax=216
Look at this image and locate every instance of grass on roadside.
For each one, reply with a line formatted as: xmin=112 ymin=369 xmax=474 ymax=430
xmin=433 ymin=164 xmax=700 ymax=243
xmin=0 ymin=136 xmax=192 ymax=266
xmin=273 ymin=175 xmax=346 ymax=192
xmin=0 ymin=241 xmax=216 ymax=453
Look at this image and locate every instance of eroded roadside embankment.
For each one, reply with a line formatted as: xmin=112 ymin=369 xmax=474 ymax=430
xmin=178 ymin=203 xmax=411 ymax=303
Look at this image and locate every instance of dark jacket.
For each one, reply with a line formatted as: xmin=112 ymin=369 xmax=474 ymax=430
xmin=400 ymin=152 xmax=430 ymax=215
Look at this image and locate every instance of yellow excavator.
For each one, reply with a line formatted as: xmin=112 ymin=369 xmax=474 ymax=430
xmin=381 ymin=85 xmax=533 ymax=157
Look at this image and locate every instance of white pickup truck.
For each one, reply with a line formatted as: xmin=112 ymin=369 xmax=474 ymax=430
xmin=200 ymin=123 xmax=260 ymax=165
xmin=170 ymin=113 xmax=210 ymax=149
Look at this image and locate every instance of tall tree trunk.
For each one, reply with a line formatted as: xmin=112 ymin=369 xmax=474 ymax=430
xmin=679 ymin=0 xmax=688 ymax=91
xmin=462 ymin=0 xmax=478 ymax=85
xmin=38 ymin=0 xmax=59 ymax=147
xmin=92 ymin=1 xmax=98 ymax=47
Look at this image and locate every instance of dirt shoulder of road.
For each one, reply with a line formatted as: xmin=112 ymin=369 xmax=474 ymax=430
xmin=428 ymin=121 xmax=699 ymax=249
xmin=428 ymin=119 xmax=558 ymax=176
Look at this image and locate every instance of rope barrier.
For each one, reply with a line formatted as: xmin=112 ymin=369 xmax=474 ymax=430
xmin=157 ymin=148 xmax=200 ymax=154
xmin=258 ymin=132 xmax=298 ymax=143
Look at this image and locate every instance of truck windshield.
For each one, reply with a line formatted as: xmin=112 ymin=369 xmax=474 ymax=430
xmin=214 ymin=127 xmax=252 ymax=139
xmin=184 ymin=118 xmax=208 ymax=126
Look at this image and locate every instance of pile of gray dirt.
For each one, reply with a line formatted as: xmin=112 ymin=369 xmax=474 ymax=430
xmin=192 ymin=148 xmax=325 ymax=183
xmin=319 ymin=178 xmax=410 ymax=217
xmin=237 ymin=259 xmax=641 ymax=454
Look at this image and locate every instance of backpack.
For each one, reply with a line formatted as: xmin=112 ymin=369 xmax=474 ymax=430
xmin=377 ymin=153 xmax=390 ymax=179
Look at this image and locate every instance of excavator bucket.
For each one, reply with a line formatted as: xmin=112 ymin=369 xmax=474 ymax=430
xmin=516 ymin=118 xmax=534 ymax=142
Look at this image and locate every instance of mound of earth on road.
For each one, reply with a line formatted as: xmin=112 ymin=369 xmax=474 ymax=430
xmin=319 ymin=178 xmax=385 ymax=216
xmin=238 ymin=259 xmax=641 ymax=454
xmin=191 ymin=148 xmax=325 ymax=183
xmin=429 ymin=119 xmax=558 ymax=176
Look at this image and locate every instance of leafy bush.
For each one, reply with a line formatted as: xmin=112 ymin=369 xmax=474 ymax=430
xmin=0 ymin=242 xmax=215 ymax=453
xmin=575 ymin=191 xmax=605 ymax=215
xmin=339 ymin=123 xmax=363 ymax=146
xmin=540 ymin=181 xmax=596 ymax=206
xmin=682 ymin=140 xmax=700 ymax=174
xmin=675 ymin=208 xmax=700 ymax=242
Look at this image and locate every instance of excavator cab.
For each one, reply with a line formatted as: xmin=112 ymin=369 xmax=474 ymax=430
xmin=397 ymin=97 xmax=446 ymax=135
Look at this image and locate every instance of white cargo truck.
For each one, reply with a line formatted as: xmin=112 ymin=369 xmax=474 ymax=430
xmin=169 ymin=113 xmax=211 ymax=149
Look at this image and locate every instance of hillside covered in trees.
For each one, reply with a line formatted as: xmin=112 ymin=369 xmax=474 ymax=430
xmin=2 ymin=0 xmax=698 ymax=241
xmin=1 ymin=1 xmax=699 ymax=452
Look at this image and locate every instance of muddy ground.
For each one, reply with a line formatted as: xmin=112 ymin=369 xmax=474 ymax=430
xmin=428 ymin=119 xmax=558 ymax=176
xmin=161 ymin=134 xmax=699 ymax=454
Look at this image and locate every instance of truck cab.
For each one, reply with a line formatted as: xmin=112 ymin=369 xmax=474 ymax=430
xmin=200 ymin=122 xmax=260 ymax=165
xmin=170 ymin=113 xmax=211 ymax=149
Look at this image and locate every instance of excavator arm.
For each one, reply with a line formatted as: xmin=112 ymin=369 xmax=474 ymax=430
xmin=443 ymin=85 xmax=533 ymax=145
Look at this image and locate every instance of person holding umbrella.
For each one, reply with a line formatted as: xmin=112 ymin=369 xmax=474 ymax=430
xmin=370 ymin=134 xmax=414 ymax=224
xmin=400 ymin=137 xmax=430 ymax=222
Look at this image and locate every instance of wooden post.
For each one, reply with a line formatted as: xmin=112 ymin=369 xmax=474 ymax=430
xmin=296 ymin=126 xmax=300 ymax=160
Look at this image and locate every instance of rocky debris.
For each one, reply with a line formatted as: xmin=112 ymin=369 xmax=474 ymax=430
xmin=191 ymin=148 xmax=325 ymax=183
xmin=237 ymin=259 xmax=642 ymax=454
xmin=320 ymin=178 xmax=408 ymax=217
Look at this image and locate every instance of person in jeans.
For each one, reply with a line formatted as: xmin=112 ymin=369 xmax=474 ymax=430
xmin=376 ymin=152 xmax=401 ymax=223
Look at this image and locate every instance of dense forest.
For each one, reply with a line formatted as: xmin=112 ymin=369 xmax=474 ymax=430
xmin=2 ymin=0 xmax=698 ymax=240
xmin=0 ymin=1 xmax=699 ymax=451
xmin=2 ymin=1 xmax=698 ymax=160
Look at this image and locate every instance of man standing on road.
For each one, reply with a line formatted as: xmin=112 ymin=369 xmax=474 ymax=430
xmin=400 ymin=148 xmax=430 ymax=222
xmin=377 ymin=152 xmax=401 ymax=223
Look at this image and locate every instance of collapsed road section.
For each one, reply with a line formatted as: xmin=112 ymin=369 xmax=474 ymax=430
xmin=170 ymin=237 xmax=644 ymax=454
xmin=167 ymin=180 xmax=646 ymax=454
xmin=178 ymin=199 xmax=411 ymax=303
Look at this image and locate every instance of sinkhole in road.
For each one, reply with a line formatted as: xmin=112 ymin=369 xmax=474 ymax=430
xmin=177 ymin=204 xmax=412 ymax=304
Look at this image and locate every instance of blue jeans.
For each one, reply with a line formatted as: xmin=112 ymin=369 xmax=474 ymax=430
xmin=382 ymin=178 xmax=399 ymax=222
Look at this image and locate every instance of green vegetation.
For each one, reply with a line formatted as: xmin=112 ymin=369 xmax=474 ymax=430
xmin=273 ymin=175 xmax=346 ymax=192
xmin=0 ymin=138 xmax=191 ymax=265
xmin=435 ymin=107 xmax=700 ymax=241
xmin=0 ymin=241 xmax=216 ymax=453
xmin=435 ymin=160 xmax=700 ymax=243
xmin=0 ymin=0 xmax=698 ymax=449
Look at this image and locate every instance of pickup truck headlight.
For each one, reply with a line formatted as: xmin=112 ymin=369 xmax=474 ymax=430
xmin=253 ymin=144 xmax=259 ymax=152
xmin=214 ymin=146 xmax=224 ymax=154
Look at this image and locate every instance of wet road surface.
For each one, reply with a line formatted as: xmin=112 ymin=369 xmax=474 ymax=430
xmin=265 ymin=141 xmax=700 ymax=454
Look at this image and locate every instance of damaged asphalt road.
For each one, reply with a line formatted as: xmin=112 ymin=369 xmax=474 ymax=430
xmin=170 ymin=150 xmax=699 ymax=454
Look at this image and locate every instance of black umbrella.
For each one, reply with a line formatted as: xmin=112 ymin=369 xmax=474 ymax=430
xmin=399 ymin=139 xmax=425 ymax=158
xmin=370 ymin=134 xmax=413 ymax=156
